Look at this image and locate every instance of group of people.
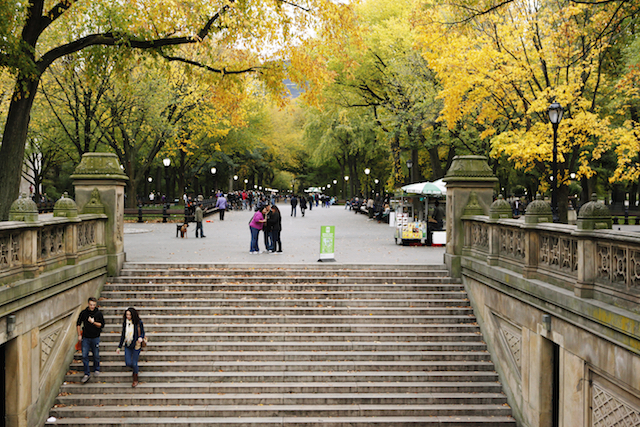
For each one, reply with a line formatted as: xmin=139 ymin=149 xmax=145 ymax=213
xmin=249 ymin=203 xmax=283 ymax=254
xmin=77 ymin=298 xmax=145 ymax=388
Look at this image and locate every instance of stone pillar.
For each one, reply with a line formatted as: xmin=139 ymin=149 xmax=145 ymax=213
xmin=71 ymin=153 xmax=128 ymax=276
xmin=443 ymin=156 xmax=498 ymax=277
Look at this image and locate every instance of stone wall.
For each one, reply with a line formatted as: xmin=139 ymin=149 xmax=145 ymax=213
xmin=1 ymin=214 xmax=108 ymax=427
xmin=1 ymin=152 xmax=127 ymax=427
xmin=445 ymin=156 xmax=640 ymax=427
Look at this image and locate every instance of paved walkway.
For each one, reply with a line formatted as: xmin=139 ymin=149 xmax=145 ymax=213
xmin=124 ymin=204 xmax=446 ymax=264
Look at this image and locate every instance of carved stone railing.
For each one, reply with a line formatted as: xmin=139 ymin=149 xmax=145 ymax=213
xmin=463 ymin=216 xmax=640 ymax=312
xmin=0 ymin=214 xmax=106 ymax=288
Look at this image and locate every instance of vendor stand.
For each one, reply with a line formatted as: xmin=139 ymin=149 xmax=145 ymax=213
xmin=393 ymin=181 xmax=446 ymax=246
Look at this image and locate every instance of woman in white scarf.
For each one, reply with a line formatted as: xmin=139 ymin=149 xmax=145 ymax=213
xmin=116 ymin=307 xmax=145 ymax=387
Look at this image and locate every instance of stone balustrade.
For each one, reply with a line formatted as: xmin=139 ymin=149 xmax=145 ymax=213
xmin=445 ymin=156 xmax=640 ymax=427
xmin=462 ymin=216 xmax=640 ymax=314
xmin=0 ymin=215 xmax=106 ymax=287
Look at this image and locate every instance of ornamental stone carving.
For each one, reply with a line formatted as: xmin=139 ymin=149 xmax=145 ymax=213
xmin=592 ymin=382 xmax=640 ymax=427
xmin=490 ymin=195 xmax=513 ymax=220
xmin=53 ymin=192 xmax=78 ymax=218
xmin=525 ymin=194 xmax=552 ymax=224
xmin=578 ymin=194 xmax=612 ymax=230
xmin=9 ymin=193 xmax=39 ymax=222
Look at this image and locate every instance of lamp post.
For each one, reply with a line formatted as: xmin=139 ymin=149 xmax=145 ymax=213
xmin=244 ymin=179 xmax=248 ymax=190
xmin=406 ymin=160 xmax=413 ymax=184
xmin=344 ymin=175 xmax=349 ymax=199
xmin=364 ymin=168 xmax=370 ymax=195
xmin=163 ymin=158 xmax=171 ymax=201
xmin=548 ymin=101 xmax=564 ymax=223
xmin=210 ymin=167 xmax=217 ymax=196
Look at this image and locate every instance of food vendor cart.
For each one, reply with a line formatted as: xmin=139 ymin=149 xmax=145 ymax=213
xmin=393 ymin=181 xmax=446 ymax=245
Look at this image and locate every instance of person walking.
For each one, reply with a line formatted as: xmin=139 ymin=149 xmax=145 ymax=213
xmin=195 ymin=204 xmax=206 ymax=238
xmin=290 ymin=195 xmax=298 ymax=217
xmin=116 ymin=307 xmax=146 ymax=388
xmin=268 ymin=205 xmax=283 ymax=253
xmin=249 ymin=205 xmax=267 ymax=254
xmin=300 ymin=196 xmax=307 ymax=217
xmin=76 ymin=297 xmax=105 ymax=383
xmin=216 ymin=193 xmax=228 ymax=220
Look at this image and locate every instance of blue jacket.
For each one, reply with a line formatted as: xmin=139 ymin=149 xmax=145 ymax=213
xmin=118 ymin=320 xmax=145 ymax=349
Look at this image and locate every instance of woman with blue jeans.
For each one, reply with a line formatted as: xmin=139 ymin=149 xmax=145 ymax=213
xmin=249 ymin=206 xmax=267 ymax=253
xmin=116 ymin=307 xmax=145 ymax=387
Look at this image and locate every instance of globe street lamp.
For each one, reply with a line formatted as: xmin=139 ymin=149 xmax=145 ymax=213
xmin=163 ymin=158 xmax=171 ymax=201
xmin=548 ymin=101 xmax=564 ymax=223
xmin=244 ymin=178 xmax=248 ymax=190
xmin=406 ymin=159 xmax=413 ymax=184
xmin=364 ymin=168 xmax=371 ymax=195
xmin=344 ymin=175 xmax=349 ymax=199
xmin=211 ymin=167 xmax=217 ymax=196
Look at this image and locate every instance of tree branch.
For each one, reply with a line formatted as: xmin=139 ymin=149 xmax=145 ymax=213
xmin=160 ymin=54 xmax=260 ymax=75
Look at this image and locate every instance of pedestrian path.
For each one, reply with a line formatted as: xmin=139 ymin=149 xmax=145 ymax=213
xmin=124 ymin=204 xmax=445 ymax=264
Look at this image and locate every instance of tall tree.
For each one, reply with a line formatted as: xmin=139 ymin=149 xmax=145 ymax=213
xmin=0 ymin=0 xmax=356 ymax=219
xmin=415 ymin=0 xmax=640 ymax=220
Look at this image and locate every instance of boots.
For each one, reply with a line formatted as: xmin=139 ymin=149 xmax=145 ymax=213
xmin=132 ymin=373 xmax=138 ymax=388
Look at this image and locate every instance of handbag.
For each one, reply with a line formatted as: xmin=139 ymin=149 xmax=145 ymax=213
xmin=136 ymin=324 xmax=148 ymax=350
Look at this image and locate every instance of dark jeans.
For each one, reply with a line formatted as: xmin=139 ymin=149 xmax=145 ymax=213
xmin=195 ymin=221 xmax=204 ymax=237
xmin=124 ymin=346 xmax=142 ymax=374
xmin=263 ymin=228 xmax=272 ymax=250
xmin=291 ymin=206 xmax=297 ymax=216
xmin=82 ymin=337 xmax=100 ymax=375
xmin=250 ymin=226 xmax=260 ymax=252
xmin=219 ymin=209 xmax=225 ymax=220
xmin=270 ymin=229 xmax=282 ymax=252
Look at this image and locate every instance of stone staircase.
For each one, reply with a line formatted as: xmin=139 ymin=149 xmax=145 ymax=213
xmin=48 ymin=263 xmax=516 ymax=426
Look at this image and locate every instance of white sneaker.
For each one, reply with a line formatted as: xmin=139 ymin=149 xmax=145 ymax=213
xmin=81 ymin=375 xmax=90 ymax=383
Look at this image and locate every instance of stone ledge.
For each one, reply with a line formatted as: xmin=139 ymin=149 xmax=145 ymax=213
xmin=0 ymin=256 xmax=107 ymax=320
xmin=461 ymin=257 xmax=640 ymax=354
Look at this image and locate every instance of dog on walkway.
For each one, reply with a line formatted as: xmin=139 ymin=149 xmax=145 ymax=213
xmin=177 ymin=222 xmax=188 ymax=238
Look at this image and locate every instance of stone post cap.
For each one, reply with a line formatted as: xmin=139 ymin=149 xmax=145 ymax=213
xmin=443 ymin=155 xmax=499 ymax=183
xmin=577 ymin=193 xmax=612 ymax=230
xmin=463 ymin=191 xmax=486 ymax=216
xmin=53 ymin=192 xmax=78 ymax=218
xmin=524 ymin=194 xmax=553 ymax=224
xmin=70 ymin=152 xmax=128 ymax=181
xmin=490 ymin=195 xmax=513 ymax=220
xmin=9 ymin=193 xmax=39 ymax=222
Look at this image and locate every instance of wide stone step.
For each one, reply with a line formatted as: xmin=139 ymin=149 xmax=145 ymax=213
xmin=98 ymin=331 xmax=485 ymax=342
xmin=56 ymin=392 xmax=508 ymax=406
xmin=46 ymin=415 xmax=516 ymax=426
xmin=64 ymin=369 xmax=498 ymax=383
xmin=100 ymin=323 xmax=482 ymax=334
xmin=58 ymin=379 xmax=502 ymax=395
xmin=99 ymin=298 xmax=471 ymax=308
xmin=119 ymin=268 xmax=451 ymax=278
xmin=99 ymin=290 xmax=467 ymax=300
xmin=70 ymin=350 xmax=491 ymax=362
xmin=102 ymin=283 xmax=465 ymax=292
xmin=92 ymin=341 xmax=487 ymax=352
xmin=109 ymin=276 xmax=459 ymax=284
xmin=121 ymin=263 xmax=449 ymax=272
xmin=100 ymin=315 xmax=477 ymax=325
xmin=51 ymin=403 xmax=513 ymax=418
xmin=98 ymin=307 xmax=475 ymax=317
xmin=71 ymin=357 xmax=495 ymax=371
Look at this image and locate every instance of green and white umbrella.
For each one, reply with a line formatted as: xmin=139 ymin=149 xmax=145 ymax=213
xmin=401 ymin=181 xmax=444 ymax=196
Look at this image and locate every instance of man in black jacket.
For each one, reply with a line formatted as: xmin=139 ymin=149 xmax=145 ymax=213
xmin=77 ymin=297 xmax=105 ymax=383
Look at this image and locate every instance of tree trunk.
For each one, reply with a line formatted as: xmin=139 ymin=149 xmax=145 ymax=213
xmin=428 ymin=147 xmax=444 ymax=179
xmin=0 ymin=76 xmax=41 ymax=220
xmin=389 ymin=132 xmax=402 ymax=188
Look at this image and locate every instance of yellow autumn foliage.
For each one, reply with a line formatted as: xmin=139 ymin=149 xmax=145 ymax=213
xmin=414 ymin=0 xmax=640 ymax=184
